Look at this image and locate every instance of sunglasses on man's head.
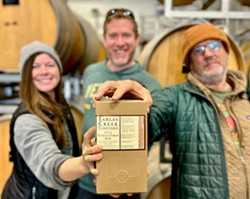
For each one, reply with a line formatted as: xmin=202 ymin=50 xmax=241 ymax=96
xmin=191 ymin=41 xmax=223 ymax=56
xmin=106 ymin=8 xmax=135 ymax=20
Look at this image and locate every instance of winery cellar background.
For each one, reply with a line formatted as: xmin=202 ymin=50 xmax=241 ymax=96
xmin=0 ymin=0 xmax=250 ymax=198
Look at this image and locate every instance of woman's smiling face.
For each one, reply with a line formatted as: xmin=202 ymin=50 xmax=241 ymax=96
xmin=32 ymin=53 xmax=60 ymax=99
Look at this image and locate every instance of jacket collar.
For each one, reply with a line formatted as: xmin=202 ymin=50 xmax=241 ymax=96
xmin=186 ymin=70 xmax=247 ymax=97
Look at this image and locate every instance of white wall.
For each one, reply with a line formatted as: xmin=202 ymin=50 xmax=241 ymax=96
xmin=67 ymin=0 xmax=159 ymax=39
xmin=67 ymin=0 xmax=250 ymax=42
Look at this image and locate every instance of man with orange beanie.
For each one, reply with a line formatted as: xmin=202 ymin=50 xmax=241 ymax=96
xmin=93 ymin=23 xmax=250 ymax=199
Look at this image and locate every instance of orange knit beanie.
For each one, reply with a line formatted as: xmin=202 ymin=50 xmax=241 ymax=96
xmin=182 ymin=23 xmax=230 ymax=67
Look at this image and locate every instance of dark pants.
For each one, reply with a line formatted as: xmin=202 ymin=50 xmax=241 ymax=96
xmin=75 ymin=188 xmax=141 ymax=199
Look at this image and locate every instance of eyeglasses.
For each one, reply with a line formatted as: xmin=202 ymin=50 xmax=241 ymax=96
xmin=106 ymin=8 xmax=135 ymax=20
xmin=191 ymin=41 xmax=223 ymax=56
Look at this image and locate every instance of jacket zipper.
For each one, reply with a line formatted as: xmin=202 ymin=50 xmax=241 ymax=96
xmin=32 ymin=187 xmax=36 ymax=199
xmin=239 ymin=146 xmax=249 ymax=199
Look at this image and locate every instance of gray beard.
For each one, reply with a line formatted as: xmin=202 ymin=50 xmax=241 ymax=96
xmin=191 ymin=68 xmax=227 ymax=86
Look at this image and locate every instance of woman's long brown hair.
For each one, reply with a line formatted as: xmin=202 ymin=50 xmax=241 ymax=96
xmin=19 ymin=53 xmax=67 ymax=149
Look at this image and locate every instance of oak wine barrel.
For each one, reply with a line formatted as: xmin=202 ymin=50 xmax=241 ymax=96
xmin=140 ymin=141 xmax=171 ymax=199
xmin=74 ymin=15 xmax=106 ymax=75
xmin=0 ymin=0 xmax=105 ymax=75
xmin=0 ymin=115 xmax=13 ymax=197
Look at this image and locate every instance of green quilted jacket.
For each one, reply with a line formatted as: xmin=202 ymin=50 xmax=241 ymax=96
xmin=149 ymin=70 xmax=250 ymax=199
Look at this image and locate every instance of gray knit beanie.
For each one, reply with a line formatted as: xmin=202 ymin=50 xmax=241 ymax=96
xmin=19 ymin=41 xmax=63 ymax=75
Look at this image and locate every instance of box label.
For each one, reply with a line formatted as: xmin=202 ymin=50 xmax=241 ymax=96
xmin=97 ymin=115 xmax=145 ymax=150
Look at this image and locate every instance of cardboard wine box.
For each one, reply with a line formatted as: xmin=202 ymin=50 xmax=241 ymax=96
xmin=95 ymin=99 xmax=148 ymax=194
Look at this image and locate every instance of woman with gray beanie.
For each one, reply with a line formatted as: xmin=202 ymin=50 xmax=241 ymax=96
xmin=2 ymin=41 xmax=103 ymax=199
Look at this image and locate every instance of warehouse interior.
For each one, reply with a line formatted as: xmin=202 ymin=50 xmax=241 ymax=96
xmin=0 ymin=0 xmax=250 ymax=198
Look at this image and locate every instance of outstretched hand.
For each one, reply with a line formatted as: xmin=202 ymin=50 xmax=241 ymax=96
xmin=57 ymin=126 xmax=102 ymax=181
xmin=92 ymin=80 xmax=153 ymax=112
xmin=82 ymin=126 xmax=102 ymax=176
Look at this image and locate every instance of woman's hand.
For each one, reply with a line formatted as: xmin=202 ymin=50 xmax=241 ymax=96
xmin=82 ymin=126 xmax=102 ymax=176
xmin=58 ymin=126 xmax=102 ymax=181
